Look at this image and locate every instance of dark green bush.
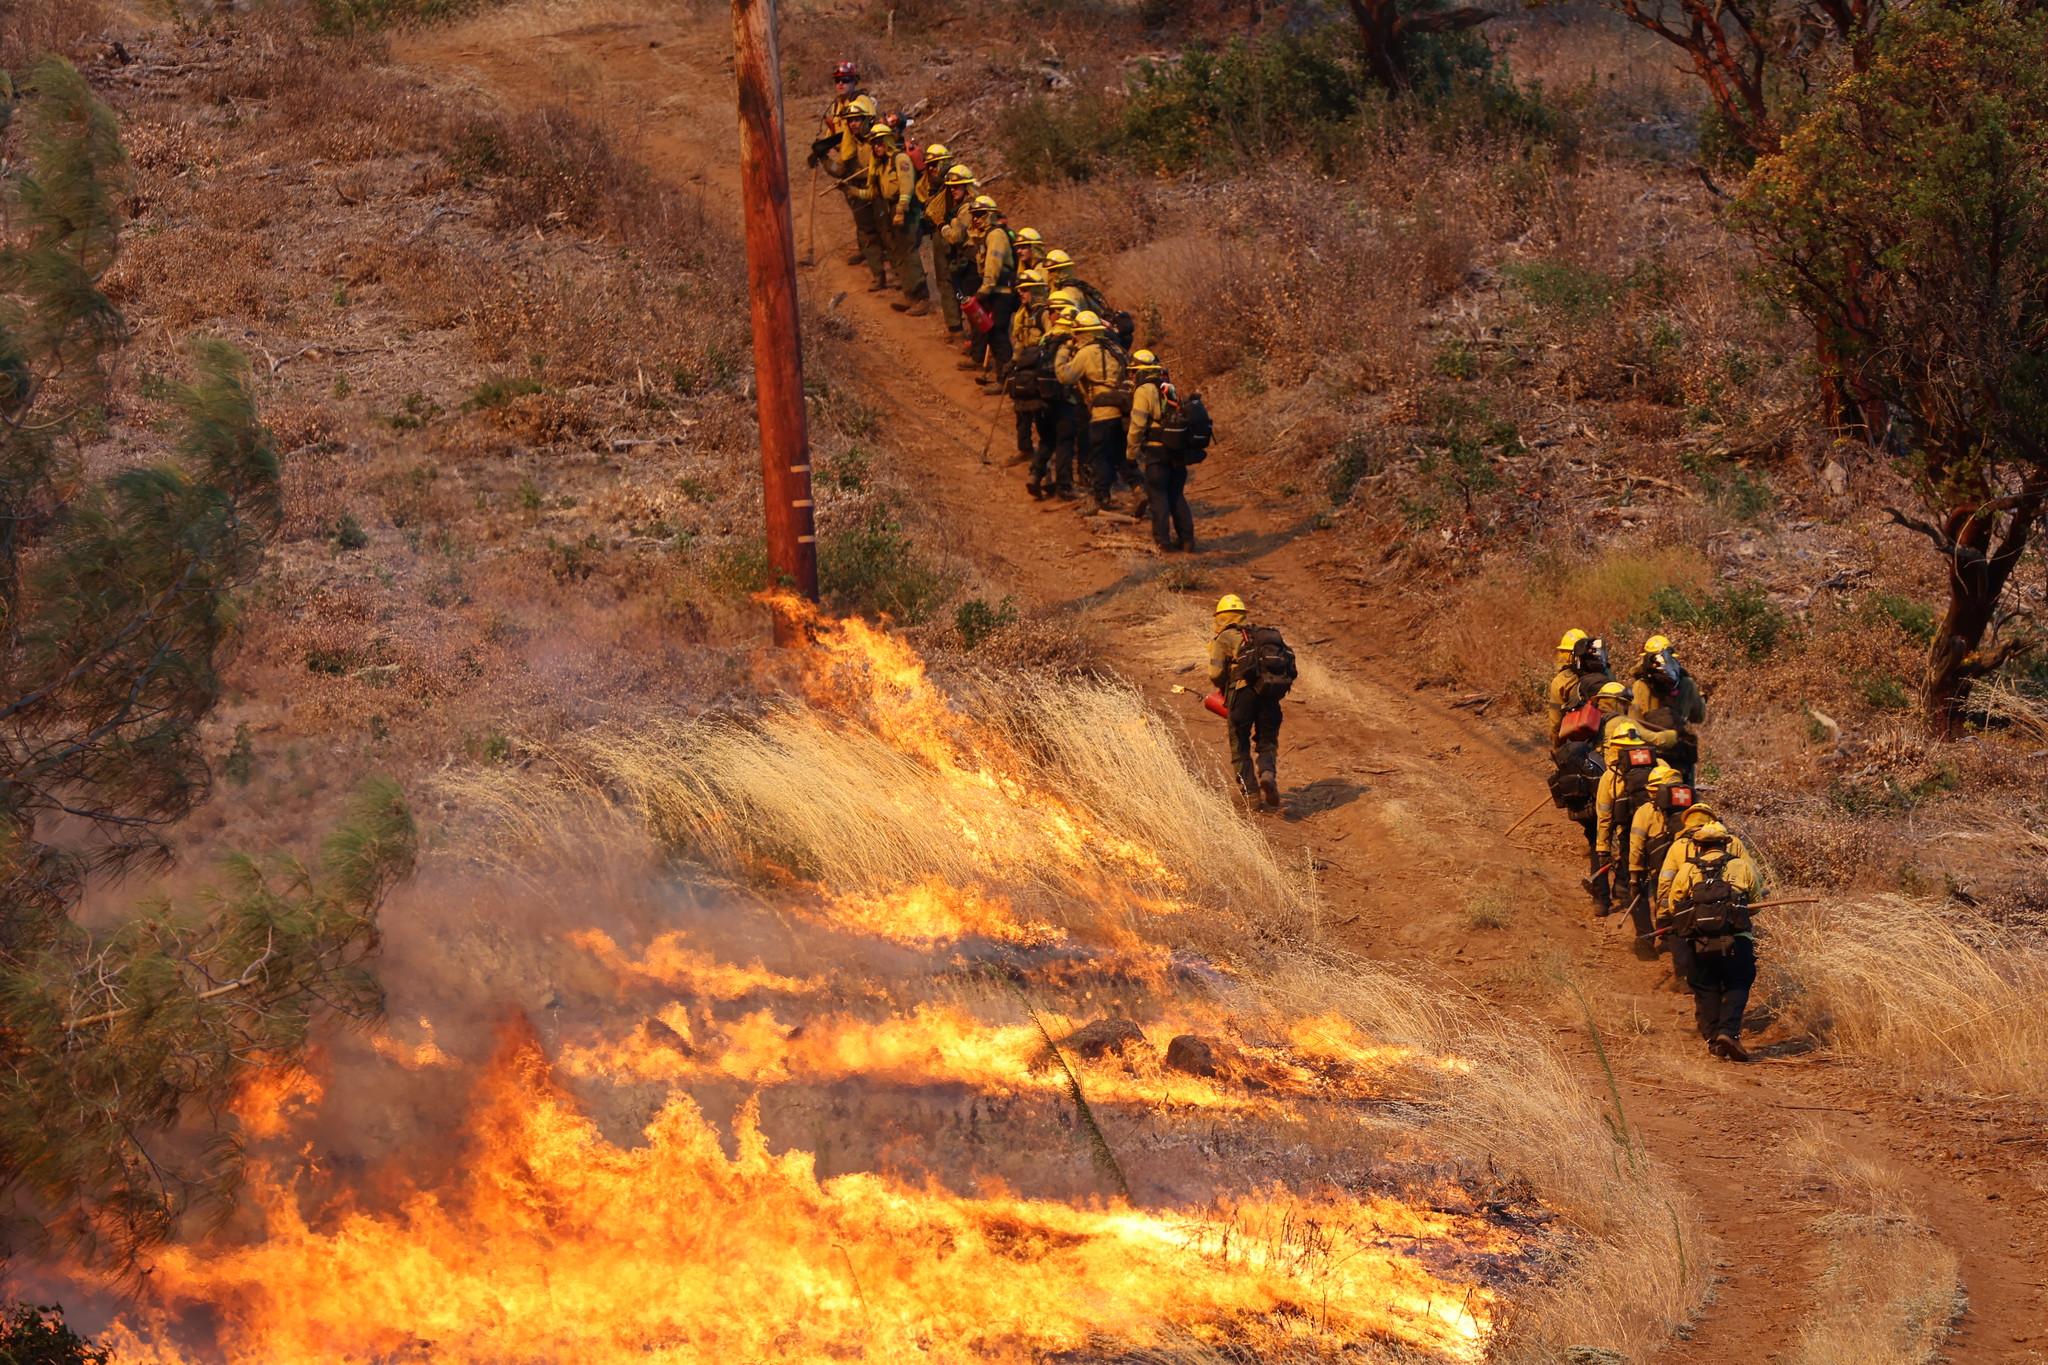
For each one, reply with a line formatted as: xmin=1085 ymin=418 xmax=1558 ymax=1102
xmin=0 ymin=1303 xmax=108 ymax=1364
xmin=955 ymin=596 xmax=1019 ymax=650
xmin=820 ymin=515 xmax=952 ymax=624
xmin=1863 ymin=591 xmax=1936 ymax=645
xmin=1647 ymin=583 xmax=1788 ymax=661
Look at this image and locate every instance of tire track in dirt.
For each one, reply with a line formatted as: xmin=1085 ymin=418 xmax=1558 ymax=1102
xmin=402 ymin=10 xmax=2048 ymax=1360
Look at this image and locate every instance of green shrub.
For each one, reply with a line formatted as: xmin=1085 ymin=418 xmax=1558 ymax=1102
xmin=1646 ymin=583 xmax=1788 ymax=661
xmin=1863 ymin=591 xmax=1936 ymax=645
xmin=820 ymin=516 xmax=952 ymax=624
xmin=1681 ymin=453 xmax=1775 ymax=523
xmin=465 ymin=375 xmax=543 ymax=411
xmin=0 ymin=1303 xmax=108 ymax=1364
xmin=1432 ymin=337 xmax=1478 ymax=381
xmin=1858 ymin=674 xmax=1911 ymax=710
xmin=955 ymin=596 xmax=1018 ymax=650
xmin=1326 ymin=435 xmax=1377 ymax=507
xmin=331 ymin=513 xmax=369 ymax=552
xmin=1500 ymin=259 xmax=1616 ymax=320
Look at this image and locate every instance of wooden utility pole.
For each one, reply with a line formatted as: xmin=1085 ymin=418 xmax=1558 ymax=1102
xmin=733 ymin=0 xmax=819 ymax=641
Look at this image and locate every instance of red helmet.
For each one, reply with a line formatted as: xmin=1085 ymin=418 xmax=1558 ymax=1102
xmin=834 ymin=61 xmax=859 ymax=85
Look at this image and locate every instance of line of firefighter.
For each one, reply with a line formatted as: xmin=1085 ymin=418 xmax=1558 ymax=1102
xmin=812 ymin=63 xmax=1210 ymax=553
xmin=1543 ymin=631 xmax=1763 ymax=1063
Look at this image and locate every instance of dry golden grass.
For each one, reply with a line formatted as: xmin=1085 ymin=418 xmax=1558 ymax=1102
xmin=1421 ymin=543 xmax=1709 ymax=696
xmin=437 ymin=653 xmax=1707 ymax=1360
xmin=1779 ymin=1130 xmax=1964 ymax=1365
xmin=1764 ymin=894 xmax=2048 ymax=1098
xmin=0 ymin=0 xmax=110 ymax=68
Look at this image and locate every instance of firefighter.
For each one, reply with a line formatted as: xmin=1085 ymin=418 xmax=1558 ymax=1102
xmin=814 ymin=63 xmax=868 ymax=268
xmin=1592 ymin=718 xmax=1657 ymax=920
xmin=1653 ymin=800 xmax=1752 ymax=919
xmin=1013 ymin=226 xmax=1046 ymax=273
xmin=1544 ymin=632 xmax=1613 ymax=915
xmin=1621 ymin=761 xmax=1692 ymax=958
xmin=1208 ymin=594 xmax=1295 ymax=810
xmin=1054 ymin=309 xmax=1128 ymax=517
xmin=1663 ymin=822 xmax=1764 ymax=1061
xmin=1125 ymin=350 xmax=1194 ymax=552
xmin=914 ymin=148 xmax=963 ymax=332
xmin=1007 ymin=268 xmax=1058 ymax=477
xmin=957 ymin=196 xmax=1017 ymax=375
xmin=1044 ymin=250 xmax=1111 ymax=322
xmin=1038 ymin=306 xmax=1080 ymax=501
xmin=830 ymin=94 xmax=885 ymax=288
xmin=862 ymin=120 xmax=929 ymax=315
xmin=1631 ymin=634 xmax=1708 ymax=784
xmin=1546 ymin=629 xmax=1611 ymax=743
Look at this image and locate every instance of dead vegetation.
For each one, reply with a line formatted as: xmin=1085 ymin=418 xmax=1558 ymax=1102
xmin=1779 ymin=1131 xmax=1965 ymax=1365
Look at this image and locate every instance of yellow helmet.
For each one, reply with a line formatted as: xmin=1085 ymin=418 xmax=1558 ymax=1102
xmin=1648 ymin=761 xmax=1683 ymax=788
xmin=1682 ymin=800 xmax=1720 ymax=826
xmin=943 ymin=164 xmax=977 ymax=187
xmin=848 ymin=94 xmax=879 ymax=118
xmin=1604 ymin=717 xmax=1646 ymax=745
xmin=1643 ymin=634 xmax=1672 ymax=655
xmin=1014 ymin=226 xmax=1044 ymax=247
xmin=1045 ymin=310 xmax=1073 ymax=336
xmin=1596 ymin=681 xmax=1631 ymax=704
xmin=1215 ymin=594 xmax=1248 ymax=618
xmin=925 ymin=142 xmax=952 ymax=163
xmin=969 ymin=194 xmax=999 ymax=215
xmin=1050 ymin=286 xmax=1086 ymax=311
xmin=1018 ymin=267 xmax=1051 ymax=291
xmin=1044 ymin=248 xmax=1076 ymax=272
xmin=1130 ymin=349 xmax=1163 ymax=374
xmin=1071 ymin=309 xmax=1107 ymax=333
xmin=1557 ymin=627 xmax=1590 ymax=653
xmin=867 ymin=119 xmax=897 ymax=140
xmin=1691 ymin=821 xmax=1732 ymax=845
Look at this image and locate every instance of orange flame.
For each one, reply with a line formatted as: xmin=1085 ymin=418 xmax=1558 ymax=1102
xmin=370 ymin=1016 xmax=457 ymax=1070
xmin=227 ymin=1065 xmax=324 ymax=1141
xmin=571 ymin=928 xmax=826 ymax=998
xmin=104 ymin=1031 xmax=1506 ymax=1363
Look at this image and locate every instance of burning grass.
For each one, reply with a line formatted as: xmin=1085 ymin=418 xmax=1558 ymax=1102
xmin=41 ymin=604 xmax=1705 ymax=1360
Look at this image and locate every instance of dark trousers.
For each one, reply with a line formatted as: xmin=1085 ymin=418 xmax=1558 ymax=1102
xmin=1226 ymin=685 xmax=1282 ymax=797
xmin=1015 ymin=403 xmax=1054 ymax=466
xmin=847 ymin=197 xmax=886 ymax=285
xmin=1577 ymin=817 xmax=1609 ymax=912
xmin=969 ymin=292 xmax=1018 ymax=369
xmin=1085 ymin=417 xmax=1124 ymax=501
xmin=1681 ymin=936 xmax=1756 ymax=1041
xmin=1142 ymin=459 xmax=1193 ymax=549
xmin=1044 ymin=400 xmax=1078 ymax=494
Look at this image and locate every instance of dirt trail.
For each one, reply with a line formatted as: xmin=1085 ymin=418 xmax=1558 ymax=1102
xmin=405 ymin=11 xmax=2048 ymax=1360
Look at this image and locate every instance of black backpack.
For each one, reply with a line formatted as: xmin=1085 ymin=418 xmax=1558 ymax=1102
xmin=1156 ymin=388 xmax=1214 ymax=465
xmin=1669 ymin=844 xmax=1750 ymax=940
xmin=1005 ymin=343 xmax=1048 ymax=407
xmin=1232 ymin=625 xmax=1297 ymax=701
xmin=1547 ymin=740 xmax=1604 ymax=813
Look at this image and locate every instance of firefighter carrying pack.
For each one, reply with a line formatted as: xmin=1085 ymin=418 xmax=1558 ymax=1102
xmin=1154 ymin=386 xmax=1214 ymax=465
xmin=1548 ymin=740 xmax=1603 ymax=812
xmin=1232 ymin=626 xmax=1297 ymax=701
xmin=1668 ymin=844 xmax=1750 ymax=943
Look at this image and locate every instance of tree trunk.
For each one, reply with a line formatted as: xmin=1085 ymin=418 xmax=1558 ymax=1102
xmin=1914 ymin=490 xmax=2045 ymax=736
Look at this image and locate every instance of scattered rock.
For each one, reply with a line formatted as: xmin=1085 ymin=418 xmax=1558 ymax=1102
xmin=1165 ymin=1034 xmax=1227 ymax=1077
xmin=1561 ymin=1349 xmax=1628 ymax=1365
xmin=1057 ymin=1017 xmax=1148 ymax=1061
xmin=1822 ymin=458 xmax=1849 ymax=496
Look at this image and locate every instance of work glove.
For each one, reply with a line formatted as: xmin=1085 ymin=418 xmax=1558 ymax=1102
xmin=892 ymin=208 xmax=906 ymax=228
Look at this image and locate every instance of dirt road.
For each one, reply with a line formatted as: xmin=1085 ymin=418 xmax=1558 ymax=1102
xmin=405 ymin=11 xmax=2048 ymax=1359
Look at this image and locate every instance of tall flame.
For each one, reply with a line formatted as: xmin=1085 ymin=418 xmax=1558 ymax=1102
xmin=106 ymin=1030 xmax=1505 ymax=1364
xmin=80 ymin=606 xmax=1531 ymax=1361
